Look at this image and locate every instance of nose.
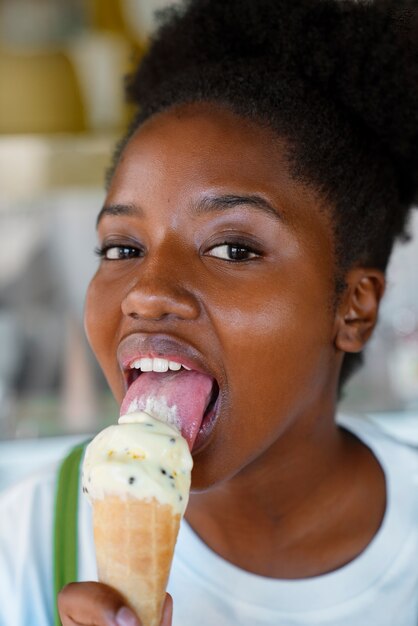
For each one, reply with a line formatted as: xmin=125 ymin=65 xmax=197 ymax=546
xmin=121 ymin=257 xmax=201 ymax=322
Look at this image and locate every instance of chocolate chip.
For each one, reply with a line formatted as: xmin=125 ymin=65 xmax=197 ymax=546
xmin=128 ymin=476 xmax=135 ymax=485
xmin=161 ymin=468 xmax=167 ymax=475
xmin=169 ymin=437 xmax=176 ymax=444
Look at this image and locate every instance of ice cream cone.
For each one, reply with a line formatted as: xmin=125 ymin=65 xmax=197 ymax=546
xmin=83 ymin=413 xmax=192 ymax=625
xmin=93 ymin=495 xmax=181 ymax=626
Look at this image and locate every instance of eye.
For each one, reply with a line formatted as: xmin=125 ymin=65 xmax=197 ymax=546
xmin=95 ymin=244 xmax=143 ymax=261
xmin=206 ymin=243 xmax=260 ymax=262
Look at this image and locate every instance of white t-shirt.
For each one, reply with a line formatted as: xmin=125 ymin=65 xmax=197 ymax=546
xmin=1 ymin=414 xmax=418 ymax=626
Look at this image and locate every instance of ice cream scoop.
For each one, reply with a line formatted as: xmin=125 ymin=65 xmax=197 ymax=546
xmin=82 ymin=411 xmax=193 ymax=626
xmin=83 ymin=411 xmax=192 ymax=513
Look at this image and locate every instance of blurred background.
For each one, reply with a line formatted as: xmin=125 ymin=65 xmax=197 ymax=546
xmin=0 ymin=0 xmax=417 ymax=488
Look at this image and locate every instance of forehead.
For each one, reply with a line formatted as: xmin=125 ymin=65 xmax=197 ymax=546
xmin=113 ymin=104 xmax=287 ymax=191
xmin=107 ymin=102 xmax=332 ymax=237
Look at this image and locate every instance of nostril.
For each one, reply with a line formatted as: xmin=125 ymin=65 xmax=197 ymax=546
xmin=126 ymin=310 xmax=170 ymax=322
xmin=121 ymin=287 xmax=200 ymax=322
xmin=125 ymin=308 xmax=170 ymax=322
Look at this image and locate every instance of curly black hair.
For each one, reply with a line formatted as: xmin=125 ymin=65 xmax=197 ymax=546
xmin=110 ymin=0 xmax=418 ymax=388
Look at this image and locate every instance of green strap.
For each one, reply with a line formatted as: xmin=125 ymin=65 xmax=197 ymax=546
xmin=53 ymin=442 xmax=87 ymax=626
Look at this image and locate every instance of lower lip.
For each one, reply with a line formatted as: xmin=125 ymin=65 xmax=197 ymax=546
xmin=192 ymin=394 xmax=220 ymax=453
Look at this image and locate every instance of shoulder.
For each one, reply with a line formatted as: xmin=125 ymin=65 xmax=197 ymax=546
xmin=338 ymin=412 xmax=418 ymax=477
xmin=0 ymin=463 xmax=59 ymax=626
xmin=338 ymin=412 xmax=418 ymax=464
xmin=0 ymin=460 xmax=57 ymax=504
xmin=0 ymin=446 xmax=97 ymax=625
xmin=0 ymin=461 xmax=58 ymax=529
xmin=338 ymin=412 xmax=418 ymax=529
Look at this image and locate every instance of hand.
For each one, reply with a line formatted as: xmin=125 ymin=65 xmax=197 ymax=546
xmin=58 ymin=582 xmax=173 ymax=626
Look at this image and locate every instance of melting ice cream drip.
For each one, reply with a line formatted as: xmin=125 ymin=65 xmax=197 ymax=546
xmin=123 ymin=395 xmax=181 ymax=432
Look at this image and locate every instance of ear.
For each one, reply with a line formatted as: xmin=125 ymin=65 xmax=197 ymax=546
xmin=334 ymin=268 xmax=386 ymax=353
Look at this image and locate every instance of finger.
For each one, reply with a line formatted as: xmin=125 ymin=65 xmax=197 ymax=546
xmin=160 ymin=594 xmax=173 ymax=626
xmin=60 ymin=614 xmax=79 ymax=626
xmin=59 ymin=605 xmax=90 ymax=626
xmin=115 ymin=606 xmax=142 ymax=626
xmin=58 ymin=581 xmax=140 ymax=626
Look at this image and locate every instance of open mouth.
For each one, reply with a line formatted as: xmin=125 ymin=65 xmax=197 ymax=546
xmin=203 ymin=379 xmax=219 ymax=421
xmin=120 ymin=357 xmax=220 ymax=451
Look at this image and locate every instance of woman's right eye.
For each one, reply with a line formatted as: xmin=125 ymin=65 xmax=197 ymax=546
xmin=95 ymin=245 xmax=142 ymax=261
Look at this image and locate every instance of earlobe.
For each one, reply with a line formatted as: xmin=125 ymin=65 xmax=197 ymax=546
xmin=334 ymin=269 xmax=386 ymax=354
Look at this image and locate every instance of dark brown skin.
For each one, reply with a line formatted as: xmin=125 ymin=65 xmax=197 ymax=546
xmin=59 ymin=102 xmax=386 ymax=623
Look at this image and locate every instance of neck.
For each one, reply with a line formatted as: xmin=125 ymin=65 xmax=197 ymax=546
xmin=185 ymin=410 xmax=386 ymax=578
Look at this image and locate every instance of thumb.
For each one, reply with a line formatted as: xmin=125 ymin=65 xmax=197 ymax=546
xmin=160 ymin=594 xmax=173 ymax=626
xmin=115 ymin=593 xmax=172 ymax=626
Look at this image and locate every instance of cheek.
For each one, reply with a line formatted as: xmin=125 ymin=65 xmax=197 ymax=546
xmin=213 ymin=268 xmax=335 ymax=429
xmin=217 ymin=266 xmax=334 ymax=373
xmin=84 ymin=275 xmax=121 ymax=391
xmin=192 ymin=297 xmax=335 ymax=488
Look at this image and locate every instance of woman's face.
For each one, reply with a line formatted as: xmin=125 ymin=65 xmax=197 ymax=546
xmin=85 ymin=103 xmax=339 ymax=489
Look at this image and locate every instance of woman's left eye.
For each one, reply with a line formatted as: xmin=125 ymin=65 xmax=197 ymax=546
xmin=206 ymin=243 xmax=260 ymax=262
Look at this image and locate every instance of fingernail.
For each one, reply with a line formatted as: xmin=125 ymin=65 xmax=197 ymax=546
xmin=115 ymin=606 xmax=140 ymax=626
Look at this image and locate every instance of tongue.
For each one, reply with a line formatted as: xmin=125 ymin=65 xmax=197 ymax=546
xmin=120 ymin=370 xmax=214 ymax=450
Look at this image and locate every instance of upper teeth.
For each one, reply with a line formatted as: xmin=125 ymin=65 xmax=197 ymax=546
xmin=129 ymin=358 xmax=190 ymax=373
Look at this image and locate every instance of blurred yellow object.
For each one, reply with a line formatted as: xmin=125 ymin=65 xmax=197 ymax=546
xmin=87 ymin=0 xmax=146 ymax=53
xmin=0 ymin=48 xmax=86 ymax=134
xmin=87 ymin=0 xmax=126 ymax=34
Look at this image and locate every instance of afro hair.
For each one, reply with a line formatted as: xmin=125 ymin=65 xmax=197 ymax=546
xmin=112 ymin=0 xmax=418 ymax=387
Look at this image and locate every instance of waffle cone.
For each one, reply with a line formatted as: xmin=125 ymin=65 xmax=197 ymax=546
xmin=92 ymin=496 xmax=181 ymax=626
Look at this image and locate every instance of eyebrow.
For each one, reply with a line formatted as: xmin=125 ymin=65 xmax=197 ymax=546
xmin=193 ymin=194 xmax=283 ymax=221
xmin=96 ymin=203 xmax=141 ymax=228
xmin=96 ymin=193 xmax=282 ymax=228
